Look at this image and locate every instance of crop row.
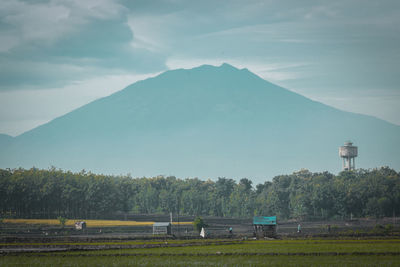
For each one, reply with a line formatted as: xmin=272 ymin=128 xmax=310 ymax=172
xmin=2 ymin=254 xmax=399 ymax=267
xmin=55 ymin=239 xmax=400 ymax=255
xmin=3 ymin=219 xmax=192 ymax=227
xmin=2 ymin=239 xmax=400 ymax=267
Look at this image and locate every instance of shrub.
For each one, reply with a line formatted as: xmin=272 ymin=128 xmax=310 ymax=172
xmin=384 ymin=224 xmax=393 ymax=234
xmin=57 ymin=216 xmax=68 ymax=228
xmin=192 ymin=217 xmax=208 ymax=233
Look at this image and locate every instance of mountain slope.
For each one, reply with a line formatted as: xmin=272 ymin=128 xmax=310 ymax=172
xmin=1 ymin=63 xmax=399 ymax=182
xmin=0 ymin=134 xmax=13 ymax=147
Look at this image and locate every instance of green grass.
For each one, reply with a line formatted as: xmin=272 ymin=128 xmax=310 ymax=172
xmin=54 ymin=239 xmax=400 ymax=255
xmin=1 ymin=255 xmax=400 ymax=267
xmin=0 ymin=239 xmax=234 ymax=247
xmin=1 ymin=239 xmax=400 ymax=266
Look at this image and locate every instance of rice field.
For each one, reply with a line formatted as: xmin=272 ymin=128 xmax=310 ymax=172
xmin=54 ymin=239 xmax=400 ymax=255
xmin=2 ymin=254 xmax=400 ymax=267
xmin=3 ymin=219 xmax=192 ymax=227
xmin=1 ymin=239 xmax=400 ymax=266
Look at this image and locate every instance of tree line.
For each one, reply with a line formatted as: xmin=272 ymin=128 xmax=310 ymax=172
xmin=0 ymin=167 xmax=399 ymax=220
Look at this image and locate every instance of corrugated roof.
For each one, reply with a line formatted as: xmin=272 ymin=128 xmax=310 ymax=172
xmin=253 ymin=216 xmax=277 ymax=225
xmin=153 ymin=222 xmax=171 ymax=227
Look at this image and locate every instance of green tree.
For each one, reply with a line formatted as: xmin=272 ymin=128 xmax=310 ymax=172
xmin=193 ymin=216 xmax=208 ymax=233
xmin=57 ymin=216 xmax=68 ymax=228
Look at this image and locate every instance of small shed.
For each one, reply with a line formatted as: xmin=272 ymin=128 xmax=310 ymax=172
xmin=74 ymin=221 xmax=86 ymax=230
xmin=153 ymin=222 xmax=172 ymax=235
xmin=253 ymin=216 xmax=277 ymax=238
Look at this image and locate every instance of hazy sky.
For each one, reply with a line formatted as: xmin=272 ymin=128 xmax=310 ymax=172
xmin=1 ymin=0 xmax=399 ymax=136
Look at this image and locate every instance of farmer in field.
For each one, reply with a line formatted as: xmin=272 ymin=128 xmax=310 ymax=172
xmin=297 ymin=223 xmax=301 ymax=233
xmin=200 ymin=227 xmax=207 ymax=238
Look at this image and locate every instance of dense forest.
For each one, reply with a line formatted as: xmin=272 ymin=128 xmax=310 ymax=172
xmin=0 ymin=167 xmax=399 ymax=220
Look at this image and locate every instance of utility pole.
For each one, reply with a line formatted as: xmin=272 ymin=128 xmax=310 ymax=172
xmin=170 ymin=212 xmax=173 ymax=235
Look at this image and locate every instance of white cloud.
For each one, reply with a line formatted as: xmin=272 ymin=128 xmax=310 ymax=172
xmin=0 ymin=0 xmax=125 ymax=51
xmin=61 ymin=0 xmax=125 ymax=20
xmin=126 ymin=13 xmax=181 ymax=53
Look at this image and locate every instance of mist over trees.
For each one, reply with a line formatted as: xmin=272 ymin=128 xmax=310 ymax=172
xmin=0 ymin=167 xmax=399 ymax=220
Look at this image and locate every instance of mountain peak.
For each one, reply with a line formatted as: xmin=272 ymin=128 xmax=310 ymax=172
xmin=220 ymin=62 xmax=238 ymax=70
xmin=190 ymin=63 xmax=240 ymax=72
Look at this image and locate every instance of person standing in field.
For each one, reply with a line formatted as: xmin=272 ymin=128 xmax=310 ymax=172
xmin=200 ymin=227 xmax=207 ymax=238
xmin=297 ymin=223 xmax=301 ymax=233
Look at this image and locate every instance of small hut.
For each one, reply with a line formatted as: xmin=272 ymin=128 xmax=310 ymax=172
xmin=153 ymin=222 xmax=172 ymax=235
xmin=253 ymin=216 xmax=277 ymax=238
xmin=74 ymin=221 xmax=86 ymax=230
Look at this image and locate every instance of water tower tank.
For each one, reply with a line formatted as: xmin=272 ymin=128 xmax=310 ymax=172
xmin=339 ymin=141 xmax=358 ymax=171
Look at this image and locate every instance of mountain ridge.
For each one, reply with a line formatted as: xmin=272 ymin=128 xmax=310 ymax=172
xmin=1 ymin=63 xmax=399 ymax=182
xmin=11 ymin=63 xmax=400 ymax=137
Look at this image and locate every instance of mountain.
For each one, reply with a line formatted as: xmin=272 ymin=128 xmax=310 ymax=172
xmin=0 ymin=134 xmax=13 ymax=147
xmin=1 ymin=63 xmax=399 ymax=182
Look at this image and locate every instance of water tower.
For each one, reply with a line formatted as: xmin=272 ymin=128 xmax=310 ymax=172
xmin=339 ymin=141 xmax=358 ymax=171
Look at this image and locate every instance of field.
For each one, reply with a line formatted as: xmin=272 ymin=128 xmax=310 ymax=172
xmin=1 ymin=239 xmax=400 ymax=266
xmin=3 ymin=219 xmax=192 ymax=227
xmin=1 ymin=217 xmax=400 ymax=266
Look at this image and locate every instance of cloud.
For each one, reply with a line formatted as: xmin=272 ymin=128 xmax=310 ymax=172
xmin=2 ymin=0 xmax=399 ymax=91
xmin=0 ymin=0 xmax=126 ymax=50
xmin=0 ymin=0 xmax=167 ymax=90
xmin=127 ymin=14 xmax=172 ymax=52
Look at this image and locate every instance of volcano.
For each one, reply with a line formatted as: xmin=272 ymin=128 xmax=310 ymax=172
xmin=1 ymin=63 xmax=399 ymax=182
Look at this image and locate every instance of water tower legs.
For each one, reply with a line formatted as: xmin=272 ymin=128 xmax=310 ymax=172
xmin=339 ymin=141 xmax=358 ymax=171
xmin=342 ymin=156 xmax=356 ymax=171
